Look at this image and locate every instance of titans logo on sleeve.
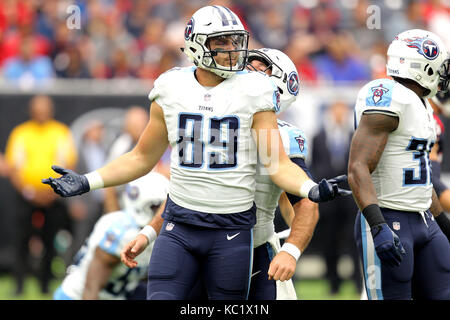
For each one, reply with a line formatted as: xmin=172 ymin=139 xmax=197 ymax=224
xmin=295 ymin=135 xmax=305 ymax=152
xmin=273 ymin=90 xmax=281 ymax=113
xmin=366 ymin=81 xmax=394 ymax=107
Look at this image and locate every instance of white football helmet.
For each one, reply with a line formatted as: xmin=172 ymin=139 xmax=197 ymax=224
xmin=386 ymin=29 xmax=450 ymax=99
xmin=182 ymin=5 xmax=249 ymax=79
xmin=121 ymin=172 xmax=169 ymax=227
xmin=247 ymin=48 xmax=299 ymax=113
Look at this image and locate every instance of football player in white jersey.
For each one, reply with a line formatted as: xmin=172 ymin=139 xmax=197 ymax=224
xmin=246 ymin=48 xmax=319 ymax=299
xmin=348 ymin=29 xmax=450 ymax=300
xmin=121 ymin=48 xmax=323 ymax=300
xmin=53 ymin=172 xmax=169 ymax=300
xmin=43 ymin=5 xmax=349 ymax=300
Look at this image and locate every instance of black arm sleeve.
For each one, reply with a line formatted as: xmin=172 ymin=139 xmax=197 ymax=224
xmin=286 ymin=157 xmax=313 ymax=206
xmin=362 ymin=204 xmax=386 ymax=228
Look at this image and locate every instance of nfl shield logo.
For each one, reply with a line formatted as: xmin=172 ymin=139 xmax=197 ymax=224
xmin=393 ymin=222 xmax=400 ymax=231
xmin=166 ymin=222 xmax=175 ymax=231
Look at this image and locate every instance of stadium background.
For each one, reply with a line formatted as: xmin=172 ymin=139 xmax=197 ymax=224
xmin=0 ymin=0 xmax=449 ymax=300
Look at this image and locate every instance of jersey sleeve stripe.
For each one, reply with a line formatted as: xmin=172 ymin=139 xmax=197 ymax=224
xmin=362 ymin=109 xmax=399 ymax=117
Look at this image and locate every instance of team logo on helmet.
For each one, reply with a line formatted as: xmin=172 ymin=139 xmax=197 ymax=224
xmin=287 ymin=71 xmax=299 ymax=96
xmin=371 ymin=84 xmax=389 ymax=104
xmin=422 ymin=39 xmax=439 ymax=60
xmin=404 ymin=37 xmax=439 ymax=60
xmin=184 ymin=18 xmax=195 ymax=40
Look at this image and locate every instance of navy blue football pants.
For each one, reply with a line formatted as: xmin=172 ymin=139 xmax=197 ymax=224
xmin=146 ymin=220 xmax=253 ymax=300
xmin=355 ymin=208 xmax=450 ymax=300
xmin=248 ymin=242 xmax=276 ymax=300
xmin=185 ymin=242 xmax=277 ymax=300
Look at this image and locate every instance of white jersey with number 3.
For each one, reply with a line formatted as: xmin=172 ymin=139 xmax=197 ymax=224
xmin=149 ymin=67 xmax=279 ymax=214
xmin=354 ymin=78 xmax=436 ymax=211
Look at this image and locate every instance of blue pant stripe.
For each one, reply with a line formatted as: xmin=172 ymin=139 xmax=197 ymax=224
xmin=360 ymin=215 xmax=372 ymax=300
xmin=53 ymin=286 xmax=74 ymax=300
xmin=360 ymin=215 xmax=383 ymax=300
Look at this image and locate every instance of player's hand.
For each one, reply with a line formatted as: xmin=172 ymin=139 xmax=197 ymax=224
xmin=120 ymin=235 xmax=149 ymax=268
xmin=308 ymin=175 xmax=352 ymax=203
xmin=267 ymin=251 xmax=296 ymax=282
xmin=41 ymin=165 xmax=90 ymax=197
xmin=371 ymin=223 xmax=405 ymax=267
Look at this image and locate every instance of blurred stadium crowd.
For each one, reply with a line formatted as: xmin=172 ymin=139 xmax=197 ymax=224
xmin=0 ymin=0 xmax=448 ymax=85
xmin=0 ymin=0 xmax=449 ymax=299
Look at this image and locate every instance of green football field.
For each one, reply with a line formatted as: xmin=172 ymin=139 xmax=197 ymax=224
xmin=0 ymin=275 xmax=361 ymax=300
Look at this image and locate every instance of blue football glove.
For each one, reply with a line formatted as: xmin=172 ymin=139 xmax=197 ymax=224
xmin=308 ymin=175 xmax=353 ymax=203
xmin=370 ymin=223 xmax=406 ymax=267
xmin=42 ymin=165 xmax=90 ymax=197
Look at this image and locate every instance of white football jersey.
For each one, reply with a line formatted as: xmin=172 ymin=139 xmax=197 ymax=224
xmin=60 ymin=211 xmax=153 ymax=300
xmin=354 ymin=78 xmax=436 ymax=211
xmin=149 ymin=67 xmax=279 ymax=214
xmin=253 ymin=119 xmax=308 ymax=248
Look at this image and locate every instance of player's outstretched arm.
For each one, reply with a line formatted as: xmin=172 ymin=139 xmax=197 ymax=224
xmin=42 ymin=102 xmax=169 ymax=197
xmin=82 ymin=247 xmax=120 ymax=299
xmin=348 ymin=113 xmax=405 ymax=267
xmin=252 ymin=111 xmax=351 ymax=202
xmin=121 ymin=200 xmax=166 ymax=268
xmin=268 ymin=197 xmax=319 ymax=281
